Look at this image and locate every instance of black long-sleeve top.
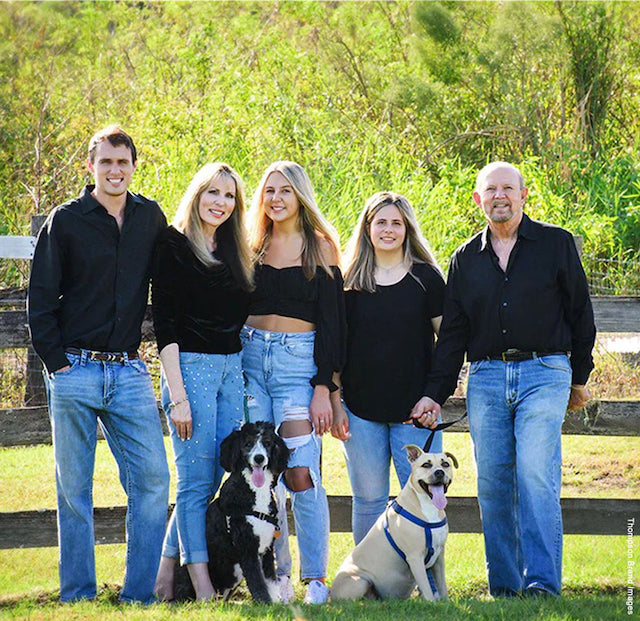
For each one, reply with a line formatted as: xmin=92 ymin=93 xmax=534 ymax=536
xmin=27 ymin=185 xmax=167 ymax=374
xmin=151 ymin=226 xmax=250 ymax=354
xmin=342 ymin=263 xmax=445 ymax=423
xmin=249 ymin=263 xmax=346 ymax=390
xmin=424 ymin=213 xmax=596 ymax=405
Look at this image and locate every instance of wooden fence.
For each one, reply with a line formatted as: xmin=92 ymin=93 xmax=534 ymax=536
xmin=0 ymin=228 xmax=638 ymax=548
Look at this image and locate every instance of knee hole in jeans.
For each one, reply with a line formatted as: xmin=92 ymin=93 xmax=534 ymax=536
xmin=284 ymin=466 xmax=313 ymax=492
xmin=279 ymin=409 xmax=314 ymax=492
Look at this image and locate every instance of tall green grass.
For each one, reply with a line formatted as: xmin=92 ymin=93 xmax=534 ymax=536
xmin=1 ymin=2 xmax=639 ymax=291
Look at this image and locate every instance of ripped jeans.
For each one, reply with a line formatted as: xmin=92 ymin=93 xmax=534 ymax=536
xmin=240 ymin=326 xmax=329 ymax=580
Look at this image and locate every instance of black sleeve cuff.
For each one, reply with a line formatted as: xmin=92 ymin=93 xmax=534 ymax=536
xmin=310 ymin=374 xmax=339 ymax=393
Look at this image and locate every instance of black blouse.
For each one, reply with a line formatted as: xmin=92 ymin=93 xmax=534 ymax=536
xmin=152 ymin=226 xmax=250 ymax=354
xmin=249 ymin=263 xmax=346 ymax=390
xmin=341 ymin=263 xmax=445 ymax=423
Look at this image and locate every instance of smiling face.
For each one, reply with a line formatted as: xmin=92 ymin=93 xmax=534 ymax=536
xmin=406 ymin=447 xmax=457 ymax=511
xmin=473 ymin=164 xmax=528 ymax=225
xmin=198 ymin=173 xmax=236 ymax=237
xmin=87 ymin=141 xmax=136 ymax=200
xmin=369 ymin=203 xmax=407 ymax=255
xmin=262 ymin=170 xmax=300 ymax=226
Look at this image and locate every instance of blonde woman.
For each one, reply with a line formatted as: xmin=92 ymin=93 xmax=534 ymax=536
xmin=331 ymin=192 xmax=445 ymax=544
xmin=241 ymin=161 xmax=345 ymax=604
xmin=152 ymin=163 xmax=253 ymax=600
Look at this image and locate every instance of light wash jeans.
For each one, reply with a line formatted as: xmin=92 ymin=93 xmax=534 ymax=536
xmin=240 ymin=326 xmax=329 ymax=580
xmin=44 ymin=351 xmax=170 ymax=604
xmin=466 ymin=354 xmax=571 ymax=596
xmin=161 ymin=351 xmax=243 ymax=565
xmin=342 ymin=402 xmax=443 ymax=544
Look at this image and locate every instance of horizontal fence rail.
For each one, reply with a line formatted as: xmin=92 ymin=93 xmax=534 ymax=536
xmin=0 ymin=496 xmax=637 ymax=549
xmin=1 ymin=397 xmax=639 ymax=448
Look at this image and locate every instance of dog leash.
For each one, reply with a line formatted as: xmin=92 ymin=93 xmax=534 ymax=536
xmin=413 ymin=411 xmax=468 ymax=452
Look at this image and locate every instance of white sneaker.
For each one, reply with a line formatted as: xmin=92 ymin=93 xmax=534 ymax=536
xmin=278 ymin=575 xmax=295 ymax=604
xmin=304 ymin=579 xmax=328 ymax=604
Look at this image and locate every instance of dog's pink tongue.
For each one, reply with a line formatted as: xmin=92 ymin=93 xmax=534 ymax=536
xmin=430 ymin=484 xmax=447 ymax=510
xmin=252 ymin=466 xmax=266 ymax=488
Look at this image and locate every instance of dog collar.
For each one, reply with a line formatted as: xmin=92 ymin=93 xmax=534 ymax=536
xmin=248 ymin=510 xmax=279 ymax=529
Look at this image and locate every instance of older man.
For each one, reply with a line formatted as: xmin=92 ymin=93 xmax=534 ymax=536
xmin=414 ymin=161 xmax=595 ymax=597
xmin=28 ymin=126 xmax=170 ymax=604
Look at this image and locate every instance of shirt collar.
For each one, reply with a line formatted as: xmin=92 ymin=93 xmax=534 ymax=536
xmin=79 ymin=185 xmax=142 ymax=215
xmin=478 ymin=212 xmax=537 ymax=252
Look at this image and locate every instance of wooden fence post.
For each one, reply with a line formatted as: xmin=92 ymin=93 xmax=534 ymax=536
xmin=23 ymin=215 xmax=47 ymax=406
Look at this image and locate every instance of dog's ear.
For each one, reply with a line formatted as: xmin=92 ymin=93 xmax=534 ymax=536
xmin=404 ymin=444 xmax=423 ymax=463
xmin=445 ymin=451 xmax=459 ymax=469
xmin=220 ymin=428 xmax=242 ymax=472
xmin=270 ymin=431 xmax=291 ymax=475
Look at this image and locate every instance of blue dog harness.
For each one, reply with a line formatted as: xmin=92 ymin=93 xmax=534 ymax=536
xmin=383 ymin=500 xmax=447 ymax=597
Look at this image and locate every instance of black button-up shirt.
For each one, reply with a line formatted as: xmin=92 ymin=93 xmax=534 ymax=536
xmin=28 ymin=185 xmax=167 ymax=374
xmin=425 ymin=213 xmax=596 ymax=405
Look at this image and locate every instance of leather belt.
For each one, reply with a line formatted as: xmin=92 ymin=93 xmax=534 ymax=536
xmin=489 ymin=349 xmax=567 ymax=362
xmin=65 ymin=347 xmax=139 ymax=363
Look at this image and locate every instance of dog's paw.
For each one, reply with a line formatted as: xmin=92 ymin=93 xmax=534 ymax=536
xmin=277 ymin=575 xmax=295 ymax=603
xmin=265 ymin=579 xmax=281 ymax=603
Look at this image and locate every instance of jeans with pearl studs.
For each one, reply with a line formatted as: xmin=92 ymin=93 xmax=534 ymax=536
xmin=160 ymin=351 xmax=243 ymax=565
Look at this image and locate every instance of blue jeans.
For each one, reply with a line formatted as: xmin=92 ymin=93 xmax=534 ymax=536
xmin=342 ymin=402 xmax=442 ymax=544
xmin=240 ymin=327 xmax=329 ymax=580
xmin=466 ymin=355 xmax=571 ymax=596
xmin=161 ymin=352 xmax=243 ymax=564
xmin=44 ymin=351 xmax=170 ymax=604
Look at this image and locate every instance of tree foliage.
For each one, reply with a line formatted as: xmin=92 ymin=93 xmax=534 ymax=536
xmin=0 ymin=1 xmax=638 ymax=291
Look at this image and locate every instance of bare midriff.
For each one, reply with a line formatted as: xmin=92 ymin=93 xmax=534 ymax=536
xmin=246 ymin=314 xmax=315 ymax=333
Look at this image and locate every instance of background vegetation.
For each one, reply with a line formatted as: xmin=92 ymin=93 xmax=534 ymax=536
xmin=1 ymin=0 xmax=639 ymax=291
xmin=0 ymin=2 xmax=637 ymax=617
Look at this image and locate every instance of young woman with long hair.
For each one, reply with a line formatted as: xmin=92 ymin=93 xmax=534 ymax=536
xmin=152 ymin=163 xmax=253 ymax=600
xmin=241 ymin=161 xmax=345 ymax=604
xmin=331 ymin=191 xmax=445 ymax=544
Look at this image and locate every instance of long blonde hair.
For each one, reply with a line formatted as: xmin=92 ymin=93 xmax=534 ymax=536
xmin=247 ymin=161 xmax=340 ymax=279
xmin=173 ymin=162 xmax=253 ymax=291
xmin=344 ymin=191 xmax=441 ymax=292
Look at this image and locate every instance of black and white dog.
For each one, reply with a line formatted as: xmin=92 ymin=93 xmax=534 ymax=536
xmin=173 ymin=421 xmax=290 ymax=602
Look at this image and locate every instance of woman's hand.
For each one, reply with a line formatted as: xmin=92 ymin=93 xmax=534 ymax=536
xmin=330 ymin=400 xmax=351 ymax=441
xmin=309 ymin=385 xmax=332 ymax=436
xmin=409 ymin=396 xmax=440 ymax=428
xmin=170 ymin=399 xmax=192 ymax=441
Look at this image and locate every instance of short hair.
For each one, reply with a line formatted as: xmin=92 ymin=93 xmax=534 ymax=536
xmin=475 ymin=161 xmax=525 ymax=192
xmin=88 ymin=125 xmax=137 ymax=164
xmin=344 ymin=191 xmax=442 ymax=292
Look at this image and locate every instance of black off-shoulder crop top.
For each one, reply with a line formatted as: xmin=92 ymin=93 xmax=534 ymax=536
xmin=249 ymin=263 xmax=346 ymax=390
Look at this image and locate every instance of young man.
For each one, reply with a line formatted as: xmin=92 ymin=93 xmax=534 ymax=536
xmin=413 ymin=161 xmax=595 ymax=597
xmin=28 ymin=126 xmax=170 ymax=604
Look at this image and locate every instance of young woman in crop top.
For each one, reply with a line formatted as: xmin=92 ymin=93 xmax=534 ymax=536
xmin=241 ymin=161 xmax=345 ymax=604
xmin=331 ymin=191 xmax=445 ymax=544
xmin=152 ymin=163 xmax=253 ymax=600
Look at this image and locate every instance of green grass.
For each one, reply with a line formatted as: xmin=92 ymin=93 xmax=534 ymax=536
xmin=0 ymin=594 xmax=626 ymax=621
xmin=0 ymin=433 xmax=636 ymax=616
xmin=0 ymin=534 xmax=628 ymax=619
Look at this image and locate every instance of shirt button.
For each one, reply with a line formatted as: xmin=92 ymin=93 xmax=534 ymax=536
xmin=502 ymin=329 xmax=507 ymax=334
xmin=504 ymin=277 xmax=509 ymax=282
xmin=502 ymin=302 xmax=508 ymax=307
